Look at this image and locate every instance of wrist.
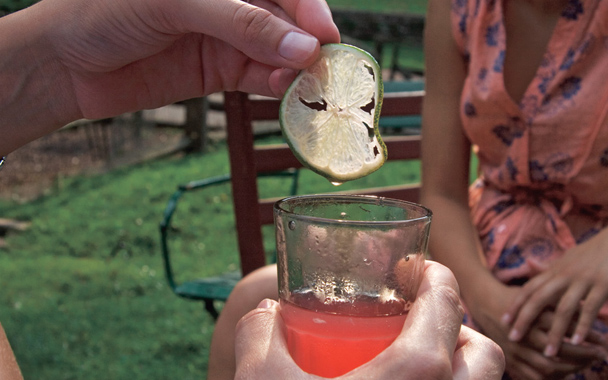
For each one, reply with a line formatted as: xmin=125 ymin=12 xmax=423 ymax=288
xmin=459 ymin=271 xmax=505 ymax=312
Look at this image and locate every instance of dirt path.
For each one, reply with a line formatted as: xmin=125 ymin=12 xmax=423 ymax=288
xmin=0 ymin=121 xmax=183 ymax=202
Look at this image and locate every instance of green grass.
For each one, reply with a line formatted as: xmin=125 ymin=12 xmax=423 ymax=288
xmin=327 ymin=0 xmax=427 ymax=15
xmin=0 ymin=135 xmax=421 ymax=380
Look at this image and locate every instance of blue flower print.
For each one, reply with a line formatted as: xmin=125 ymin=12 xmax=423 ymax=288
xmin=476 ymin=68 xmax=489 ymax=92
xmin=547 ymin=213 xmax=558 ymax=233
xmin=506 ymin=156 xmax=519 ymax=180
xmin=492 ymin=199 xmax=515 ymax=214
xmin=529 ymin=160 xmax=548 ymax=182
xmin=577 ymin=227 xmax=600 ymax=244
xmin=479 ymin=67 xmax=488 ymax=80
xmin=493 ymin=50 xmax=505 ymax=72
xmin=590 ymin=359 xmax=608 ymax=374
xmin=558 ymin=36 xmax=594 ymax=71
xmin=559 ymin=76 xmax=582 ymax=99
xmin=600 ymin=147 xmax=608 ymax=167
xmin=535 ymin=53 xmax=557 ymax=94
xmin=559 ymin=48 xmax=576 ymax=70
xmin=485 ymin=22 xmax=500 ymax=46
xmin=547 ymin=152 xmax=574 ymax=176
xmin=493 ymin=125 xmax=519 ymax=145
xmin=497 ymin=245 xmax=525 ymax=269
xmin=562 ymin=0 xmax=584 ymax=20
xmin=537 ymin=75 xmax=553 ymax=95
xmin=592 ymin=319 xmax=608 ymax=334
xmin=474 ymin=0 xmax=481 ymax=16
xmin=464 ymin=101 xmax=477 ymax=117
xmin=492 ymin=117 xmax=525 ymax=146
xmin=482 ymin=228 xmax=495 ymax=253
xmin=519 ymin=95 xmax=540 ymax=121
xmin=459 ymin=13 xmax=467 ymax=34
xmin=527 ymin=238 xmax=554 ymax=261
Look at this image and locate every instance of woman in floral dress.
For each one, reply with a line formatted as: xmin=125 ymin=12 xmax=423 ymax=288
xmin=422 ymin=0 xmax=608 ymax=378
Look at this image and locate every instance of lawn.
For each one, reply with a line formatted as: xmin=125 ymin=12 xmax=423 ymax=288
xmin=0 ymin=135 xmax=421 ymax=379
xmin=328 ymin=0 xmax=427 ymax=14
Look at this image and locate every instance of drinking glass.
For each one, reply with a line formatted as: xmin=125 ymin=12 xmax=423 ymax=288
xmin=274 ymin=194 xmax=432 ymax=378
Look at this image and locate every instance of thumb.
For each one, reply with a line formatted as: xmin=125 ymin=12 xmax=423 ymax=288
xmin=380 ymin=261 xmax=464 ymax=379
xmin=234 ymin=299 xmax=303 ymax=379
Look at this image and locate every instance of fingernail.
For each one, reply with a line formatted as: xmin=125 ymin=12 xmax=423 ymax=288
xmin=257 ymin=299 xmax=275 ymax=309
xmin=279 ymin=32 xmax=318 ymax=63
xmin=508 ymin=328 xmax=520 ymax=341
xmin=544 ymin=344 xmax=557 ymax=357
xmin=501 ymin=313 xmax=511 ymax=325
xmin=571 ymin=333 xmax=583 ymax=345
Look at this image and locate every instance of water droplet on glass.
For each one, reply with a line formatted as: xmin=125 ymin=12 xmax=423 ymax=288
xmin=288 ymin=220 xmax=296 ymax=230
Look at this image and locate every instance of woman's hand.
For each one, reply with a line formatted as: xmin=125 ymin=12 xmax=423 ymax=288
xmin=503 ymin=228 xmax=608 ymax=359
xmin=468 ymin=284 xmax=604 ymax=379
xmin=234 ymin=261 xmax=505 ymax=380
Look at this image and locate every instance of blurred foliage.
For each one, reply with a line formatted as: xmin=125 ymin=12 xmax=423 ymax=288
xmin=0 ymin=0 xmax=37 ymax=15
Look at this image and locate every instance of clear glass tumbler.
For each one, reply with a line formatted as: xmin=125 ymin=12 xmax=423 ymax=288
xmin=274 ymin=194 xmax=432 ymax=378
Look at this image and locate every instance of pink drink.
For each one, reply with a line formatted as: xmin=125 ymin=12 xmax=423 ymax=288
xmin=280 ymin=292 xmax=408 ymax=378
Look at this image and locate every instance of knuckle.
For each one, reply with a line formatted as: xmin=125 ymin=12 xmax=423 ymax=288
xmin=434 ymin=283 xmax=465 ymax=319
xmin=555 ymin=300 xmax=576 ymax=315
xmin=408 ymin=351 xmax=452 ymax=380
xmin=234 ymin=6 xmax=275 ymax=45
xmin=480 ymin=337 xmax=506 ymax=367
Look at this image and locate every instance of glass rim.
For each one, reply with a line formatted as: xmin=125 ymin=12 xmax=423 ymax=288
xmin=273 ymin=194 xmax=432 ymax=226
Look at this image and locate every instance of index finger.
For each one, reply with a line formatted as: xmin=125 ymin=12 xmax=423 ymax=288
xmin=506 ymin=278 xmax=565 ymax=343
xmin=266 ymin=0 xmax=341 ymax=44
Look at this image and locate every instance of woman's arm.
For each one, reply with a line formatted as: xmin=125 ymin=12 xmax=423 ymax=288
xmin=0 ymin=323 xmax=23 ymax=380
xmin=421 ymin=0 xmax=498 ymax=316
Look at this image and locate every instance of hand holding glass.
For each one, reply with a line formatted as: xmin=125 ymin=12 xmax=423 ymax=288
xmin=274 ymin=195 xmax=432 ymax=378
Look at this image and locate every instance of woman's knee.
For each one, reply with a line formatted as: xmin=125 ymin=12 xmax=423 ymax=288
xmin=228 ymin=264 xmax=279 ymax=308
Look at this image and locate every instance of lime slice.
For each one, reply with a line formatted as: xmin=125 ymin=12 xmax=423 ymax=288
xmin=279 ymin=43 xmax=386 ymax=183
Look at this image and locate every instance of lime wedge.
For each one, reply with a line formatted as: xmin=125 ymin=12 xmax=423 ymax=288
xmin=279 ymin=43 xmax=386 ymax=183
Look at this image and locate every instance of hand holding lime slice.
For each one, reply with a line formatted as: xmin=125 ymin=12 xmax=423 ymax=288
xmin=279 ymin=43 xmax=386 ymax=183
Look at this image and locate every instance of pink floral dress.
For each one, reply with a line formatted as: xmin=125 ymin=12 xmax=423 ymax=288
xmin=451 ymin=0 xmax=608 ymax=377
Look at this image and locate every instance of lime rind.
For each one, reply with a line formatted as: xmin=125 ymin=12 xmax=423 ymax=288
xmin=279 ymin=43 xmax=386 ymax=183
